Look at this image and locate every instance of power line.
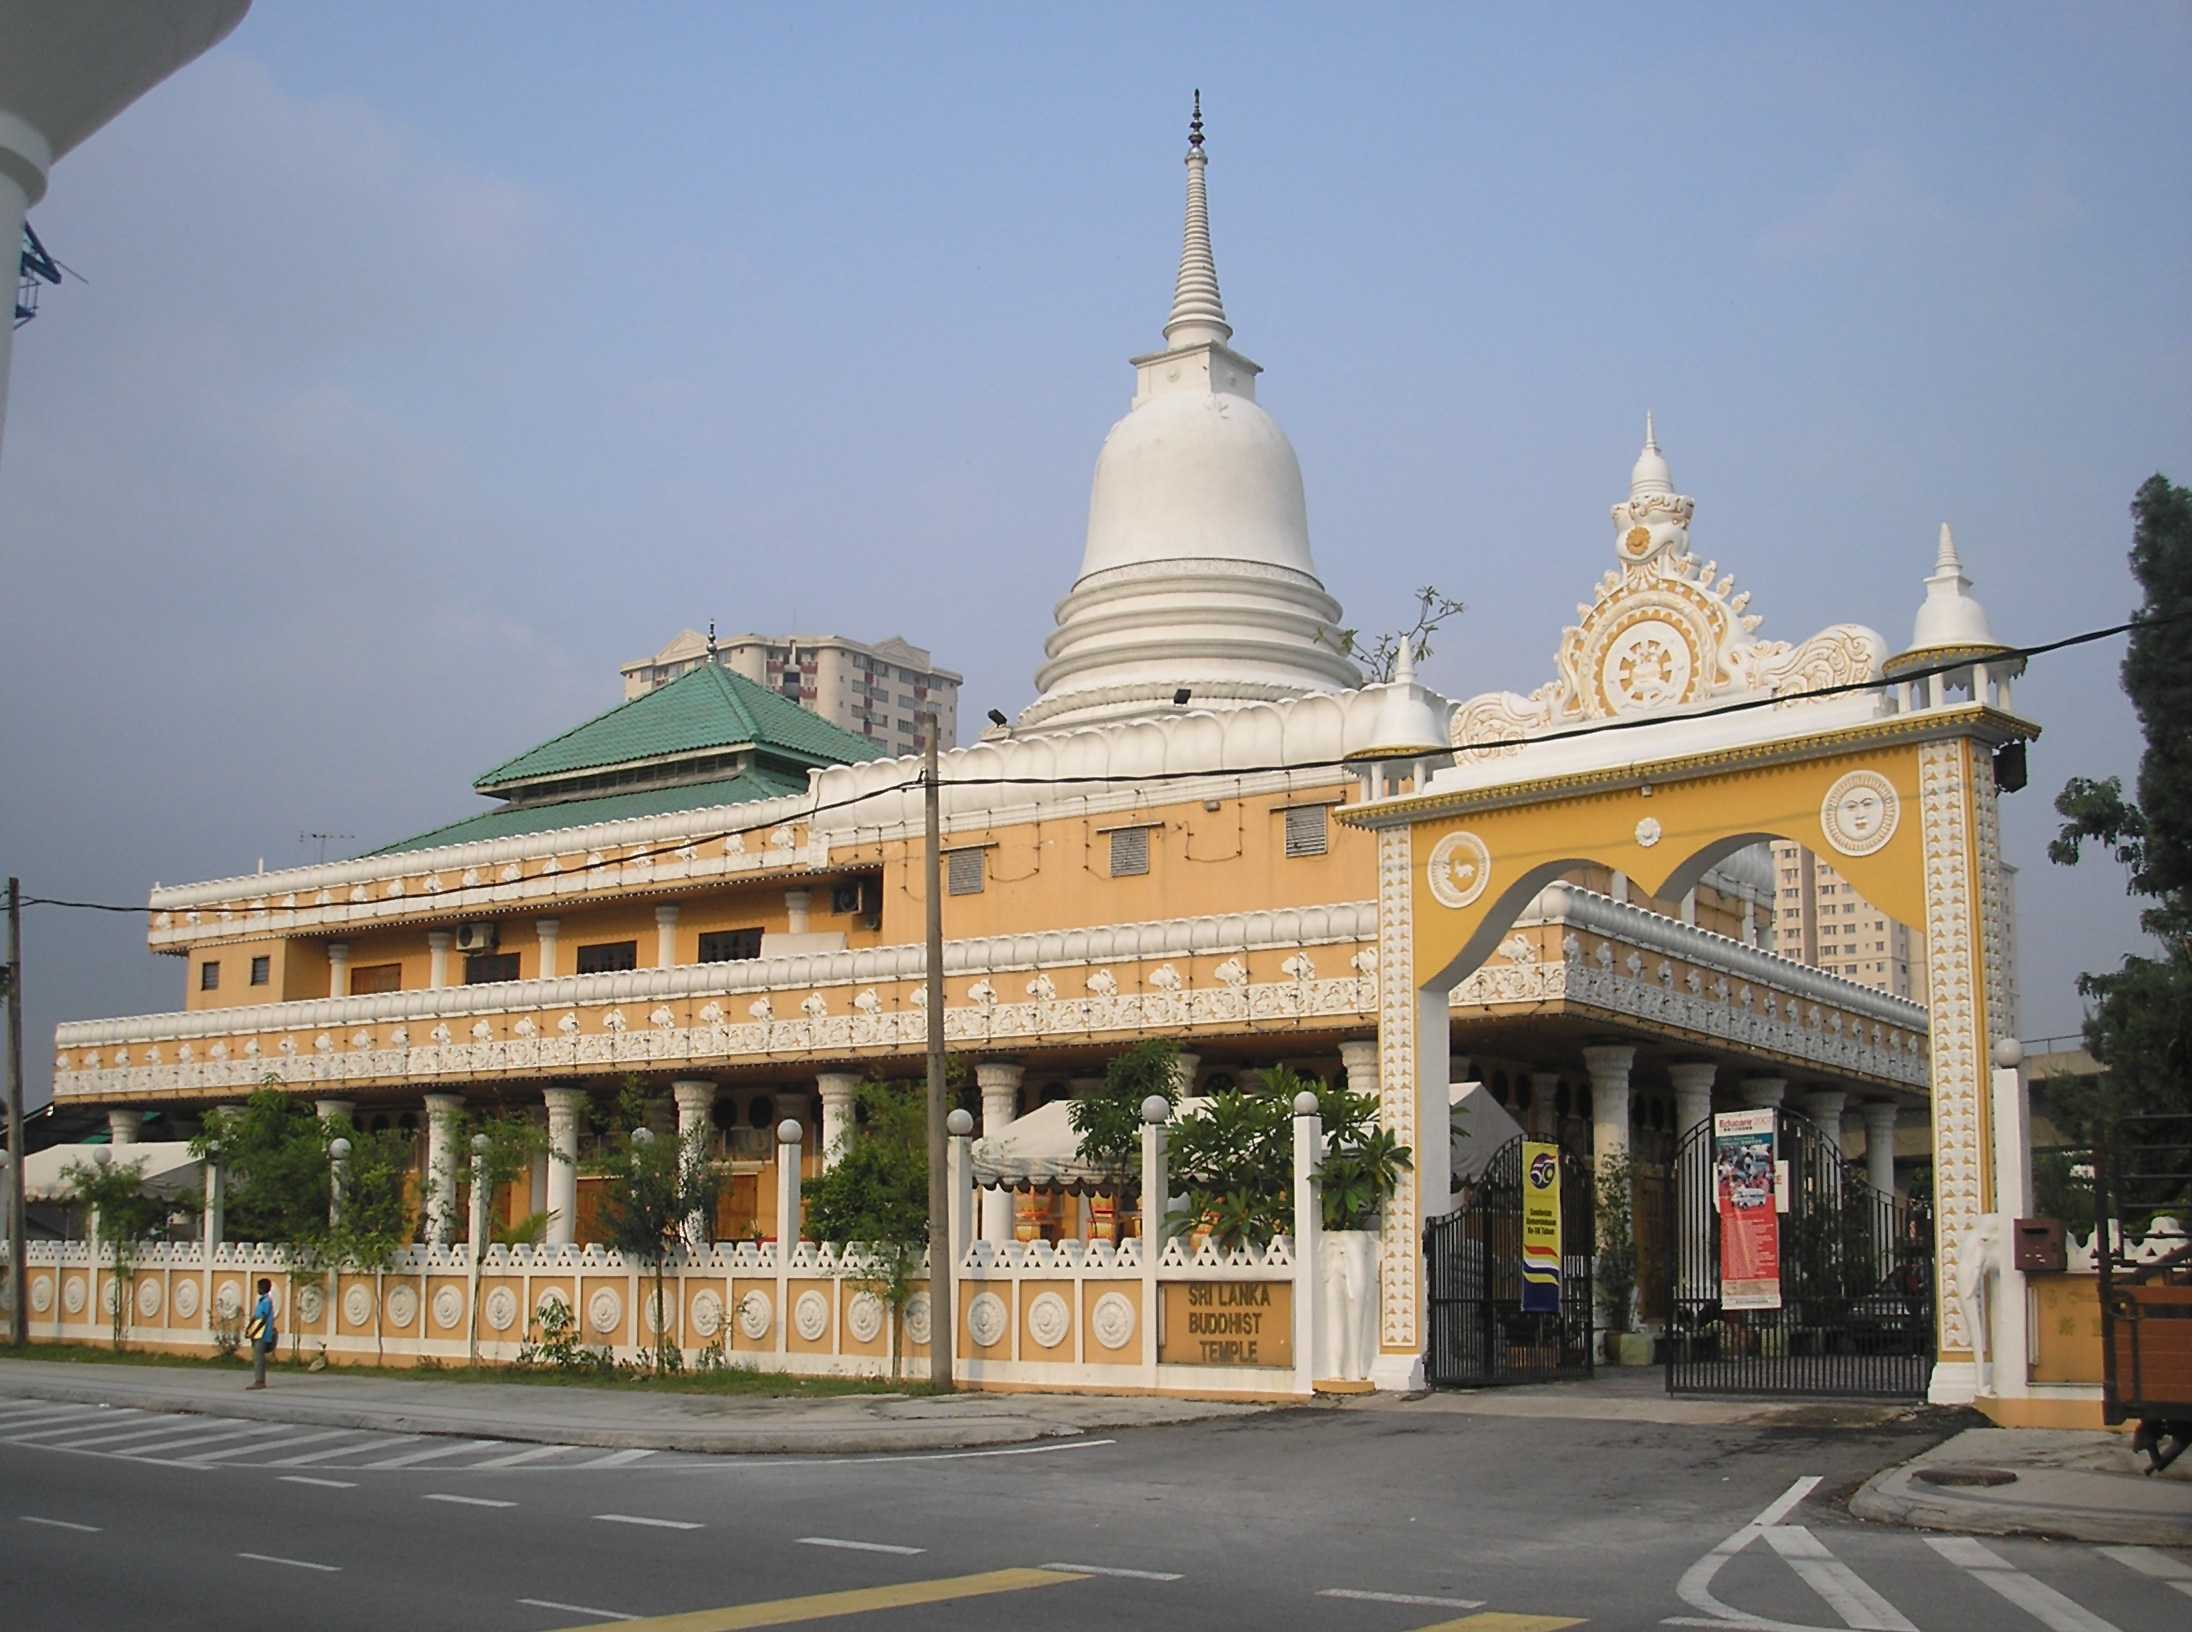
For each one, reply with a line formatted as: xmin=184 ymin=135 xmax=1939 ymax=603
xmin=17 ymin=608 xmax=2175 ymax=919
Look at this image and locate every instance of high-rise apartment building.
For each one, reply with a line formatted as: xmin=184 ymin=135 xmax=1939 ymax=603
xmin=1769 ymin=841 xmax=1929 ymax=1003
xmin=622 ymin=630 xmax=962 ymax=759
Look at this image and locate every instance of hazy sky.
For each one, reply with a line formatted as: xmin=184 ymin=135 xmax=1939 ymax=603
xmin=2 ymin=4 xmax=2186 ymax=1105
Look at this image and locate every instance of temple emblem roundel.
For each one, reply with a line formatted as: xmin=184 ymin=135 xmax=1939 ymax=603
xmin=1427 ymin=831 xmax=1492 ymax=910
xmin=1598 ymin=616 xmax=1697 ymax=713
xmin=1820 ymin=770 xmax=1900 ymax=858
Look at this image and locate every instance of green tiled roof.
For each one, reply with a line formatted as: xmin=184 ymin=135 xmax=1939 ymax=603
xmin=473 ymin=664 xmax=887 ymax=794
xmin=367 ymin=768 xmax=813 ymax=857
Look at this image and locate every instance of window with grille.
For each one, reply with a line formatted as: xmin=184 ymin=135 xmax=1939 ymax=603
xmin=465 ymin=952 xmax=520 ymax=984
xmin=946 ymin=849 xmax=985 ymax=895
xmin=249 ymin=955 xmax=271 ymax=986
xmin=1109 ymin=826 xmax=1151 ymax=878
xmin=1283 ymin=804 xmax=1328 ymax=858
xmin=199 ymin=960 xmax=220 ymax=991
xmin=576 ymin=940 xmax=639 ymax=975
xmin=698 ymin=928 xmax=763 ymax=962
xmin=350 ymin=962 xmax=401 ymax=995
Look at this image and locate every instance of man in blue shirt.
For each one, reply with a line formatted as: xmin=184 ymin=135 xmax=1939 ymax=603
xmin=245 ymin=1278 xmax=277 ymax=1389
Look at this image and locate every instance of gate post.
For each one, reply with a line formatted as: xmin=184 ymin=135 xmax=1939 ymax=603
xmin=1292 ymin=1091 xmax=1321 ymax=1397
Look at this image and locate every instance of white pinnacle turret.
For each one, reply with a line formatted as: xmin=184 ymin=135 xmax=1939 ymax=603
xmin=1630 ymin=412 xmax=1673 ymax=499
xmin=1908 ymin=522 xmax=1999 ymax=652
xmin=1163 ymin=91 xmax=1232 ymax=349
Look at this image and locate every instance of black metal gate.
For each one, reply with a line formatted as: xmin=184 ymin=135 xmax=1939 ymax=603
xmin=1665 ymin=1108 xmax=1933 ymax=1399
xmin=1426 ymin=1136 xmax=1594 ymax=1387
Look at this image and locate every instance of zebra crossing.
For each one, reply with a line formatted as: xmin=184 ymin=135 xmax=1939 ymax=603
xmin=0 ymin=1396 xmax=659 ymax=1472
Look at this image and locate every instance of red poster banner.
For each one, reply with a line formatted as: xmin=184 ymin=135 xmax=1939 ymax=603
xmin=1714 ymin=1110 xmax=1781 ymax=1310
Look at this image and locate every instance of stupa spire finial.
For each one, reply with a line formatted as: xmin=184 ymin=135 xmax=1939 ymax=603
xmin=1936 ymin=521 xmax=1962 ymax=573
xmin=1163 ymin=90 xmax=1233 ymax=348
xmin=1645 ymin=410 xmax=1658 ymax=452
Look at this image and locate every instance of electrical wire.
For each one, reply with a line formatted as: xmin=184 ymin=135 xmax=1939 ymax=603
xmin=18 ymin=608 xmax=2177 ymax=918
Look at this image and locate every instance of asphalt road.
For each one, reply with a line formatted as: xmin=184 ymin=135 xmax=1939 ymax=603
xmin=3 ymin=1397 xmax=2186 ymax=1631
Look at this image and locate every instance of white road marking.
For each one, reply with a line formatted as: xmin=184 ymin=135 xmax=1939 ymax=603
xmin=518 ymin=1599 xmax=638 ymax=1622
xmin=820 ymin=1436 xmax=1117 ymax=1466
xmin=360 ymin=1438 xmax=502 ymax=1468
xmin=57 ymin=1421 xmax=291 ymax=1455
xmin=469 ymin=1442 xmax=581 ymax=1469
xmin=1320 ymin=1588 xmax=1487 ymax=1609
xmin=3 ymin=1410 xmax=149 ymax=1440
xmin=1669 ymin=1475 xmax=1844 ymax=1632
xmin=263 ymin=1436 xmax=409 ymax=1466
xmin=238 ymin=1551 xmax=340 ymax=1572
xmin=1925 ymin=1537 xmax=2123 ymax=1632
xmin=2098 ymin=1546 xmax=2192 ymax=1598
xmin=1041 ymin=1562 xmax=1182 ymax=1581
xmin=572 ymin=1448 xmax=654 ymax=1468
xmin=278 ymin=1476 xmax=356 ymax=1489
xmin=21 ymin=1515 xmax=101 ymax=1532
xmin=424 ymin=1492 xmax=517 ymax=1508
xmin=0 ymin=1404 xmax=108 ymax=1428
xmin=797 ymin=1535 xmax=924 ymax=1555
xmin=188 ymin=1428 xmax=357 ymax=1463
xmin=595 ymin=1513 xmax=703 ymax=1530
xmin=1762 ymin=1526 xmax=1917 ymax=1631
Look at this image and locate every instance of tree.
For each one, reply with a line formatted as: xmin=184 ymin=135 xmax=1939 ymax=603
xmin=2047 ymin=474 xmax=2192 ymax=1142
xmin=326 ymin=1124 xmax=417 ymax=1365
xmin=60 ymin=1153 xmax=179 ymax=1352
xmin=803 ymin=1081 xmax=930 ymax=1378
xmin=1067 ymin=1037 xmax=1181 ymax=1205
xmin=1335 ymin=585 xmax=1468 ymax=683
xmin=192 ymin=1084 xmax=335 ymax=1249
xmin=591 ymin=1123 xmax=718 ymax=1375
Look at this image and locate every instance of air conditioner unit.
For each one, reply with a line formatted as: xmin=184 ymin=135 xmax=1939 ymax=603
xmin=453 ymin=923 xmax=498 ymax=953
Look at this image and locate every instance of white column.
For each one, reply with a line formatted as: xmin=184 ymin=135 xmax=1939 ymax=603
xmin=1139 ymin=1095 xmax=1168 ymax=1378
xmin=1337 ymin=1037 xmax=1379 ymax=1098
xmin=427 ymin=932 xmax=453 ymax=991
xmin=327 ymin=942 xmax=350 ymax=999
xmin=1582 ymin=1045 xmax=1635 ymax=1169
xmin=1668 ymin=1062 xmax=1716 ymax=1144
xmin=1739 ymin=1076 xmax=1786 ymax=1109
xmin=775 ymin=1119 xmax=804 ymax=1245
xmin=1170 ymin=1052 xmax=1200 ymax=1099
xmin=526 ymin=1105 xmax=550 ymax=1233
xmin=1291 ymin=1089 xmax=1321 ymax=1397
xmin=422 ymin=1093 xmax=463 ymax=1244
xmin=535 ymin=919 xmax=560 ymax=981
xmin=784 ymin=888 xmax=812 ymax=934
xmin=655 ymin=905 xmax=680 ymax=969
xmin=466 ymin=1133 xmax=490 ymax=1261
xmin=107 ymin=1109 xmax=143 ymax=1146
xmin=543 ymin=1086 xmax=585 ymax=1248
xmin=1800 ymin=1087 xmax=1847 ymax=1152
xmin=974 ymin=1061 xmax=1023 ymax=1244
xmin=817 ymin=1071 xmax=860 ymax=1169
xmin=1528 ymin=1071 xmax=1562 ymax=1141
xmin=671 ymin=1078 xmax=716 ymax=1253
xmin=946 ymin=1108 xmax=974 ymax=1269
xmin=1861 ymin=1101 xmax=1900 ymax=1198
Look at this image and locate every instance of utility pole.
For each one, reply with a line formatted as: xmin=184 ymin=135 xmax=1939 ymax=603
xmin=6 ymin=878 xmax=26 ymax=1347
xmin=923 ymin=734 xmax=952 ymax=1391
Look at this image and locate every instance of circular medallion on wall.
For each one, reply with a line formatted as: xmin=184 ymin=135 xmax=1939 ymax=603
xmin=793 ymin=1290 xmax=830 ymax=1343
xmin=1090 ymin=1291 xmax=1137 ymax=1351
xmin=736 ymin=1290 xmax=772 ymax=1341
xmin=173 ymin=1279 xmax=200 ymax=1321
xmin=431 ymin=1286 xmax=465 ymax=1331
xmin=1820 ymin=770 xmax=1900 ymax=858
xmin=1634 ymin=816 xmax=1663 ymax=849
xmin=645 ymin=1290 xmax=671 ymax=1336
xmin=102 ymin=1279 xmax=123 ymax=1315
xmin=214 ymin=1281 xmax=243 ymax=1321
xmin=483 ymin=1287 xmax=518 ymax=1333
xmin=537 ymin=1288 xmax=571 ymax=1320
xmin=1025 ymin=1291 xmax=1071 ymax=1351
xmin=342 ymin=1285 xmax=373 ymax=1327
xmin=902 ymin=1292 xmax=932 ymax=1347
xmin=62 ymin=1276 xmax=86 ymax=1315
xmin=30 ymin=1274 xmax=53 ymax=1314
xmin=689 ymin=1289 xmax=724 ymax=1339
xmin=966 ymin=1291 xmax=1008 ymax=1349
xmin=846 ymin=1290 xmax=885 ymax=1345
xmin=295 ymin=1284 xmax=324 ymax=1325
xmin=1426 ymin=831 xmax=1493 ymax=910
xmin=137 ymin=1278 xmax=164 ymax=1320
xmin=588 ymin=1288 xmax=623 ymax=1336
xmin=1598 ymin=617 xmax=1697 ymax=713
xmin=384 ymin=1284 xmax=419 ymax=1329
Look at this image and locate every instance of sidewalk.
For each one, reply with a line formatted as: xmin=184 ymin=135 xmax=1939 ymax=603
xmin=1852 ymin=1426 xmax=2192 ymax=1547
xmin=1351 ymin=1365 xmax=1926 ymax=1428
xmin=0 ymin=1357 xmax=1262 ymax=1455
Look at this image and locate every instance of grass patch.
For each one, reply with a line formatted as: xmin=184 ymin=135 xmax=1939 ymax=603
xmin=0 ymin=1341 xmax=924 ymax=1398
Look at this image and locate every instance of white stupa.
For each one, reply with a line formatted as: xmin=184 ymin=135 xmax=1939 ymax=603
xmin=1019 ymin=98 xmax=1361 ymax=732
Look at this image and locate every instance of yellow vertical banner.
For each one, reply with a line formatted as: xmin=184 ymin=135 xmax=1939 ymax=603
xmin=1521 ymin=1141 xmax=1561 ymax=1313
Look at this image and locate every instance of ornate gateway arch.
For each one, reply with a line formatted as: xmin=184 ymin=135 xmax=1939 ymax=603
xmin=1340 ymin=429 xmax=2031 ymax=1399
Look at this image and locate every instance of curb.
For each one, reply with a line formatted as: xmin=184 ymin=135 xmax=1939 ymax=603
xmin=1850 ymin=1463 xmax=2192 ymax=1548
xmin=0 ymin=1372 xmax=1112 ymax=1456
